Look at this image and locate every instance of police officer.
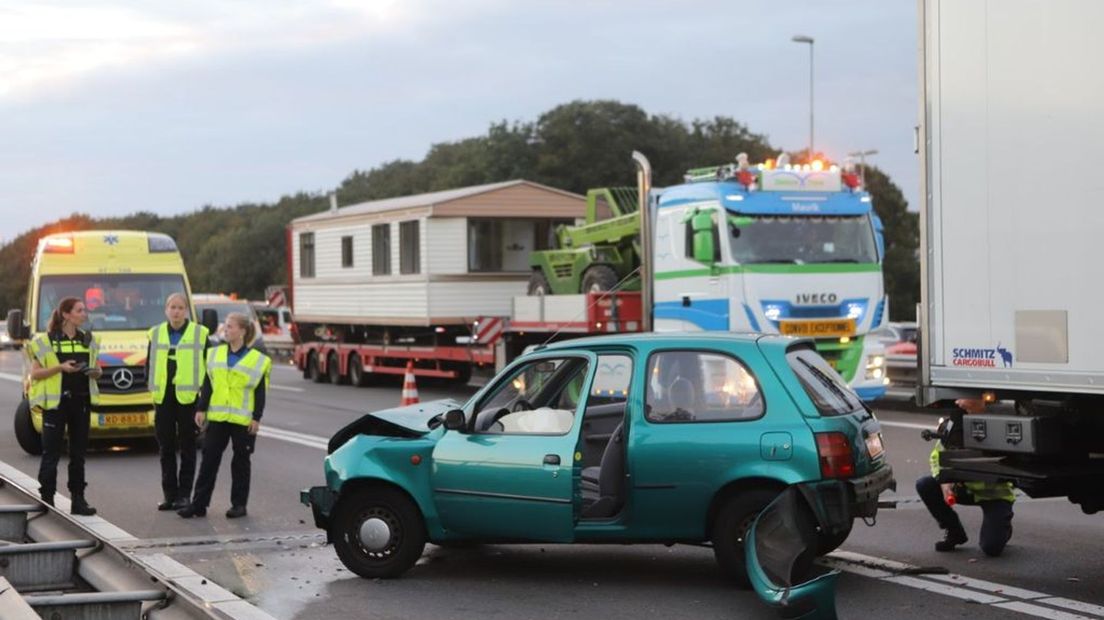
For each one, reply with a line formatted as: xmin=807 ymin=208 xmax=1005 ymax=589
xmin=28 ymin=297 xmax=102 ymax=515
xmin=916 ymin=399 xmax=1015 ymax=556
xmin=178 ymin=312 xmax=270 ymax=519
xmin=147 ymin=293 xmax=209 ymax=511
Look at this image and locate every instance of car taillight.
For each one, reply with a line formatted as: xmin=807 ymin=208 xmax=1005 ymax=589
xmin=816 ymin=432 xmax=856 ymax=479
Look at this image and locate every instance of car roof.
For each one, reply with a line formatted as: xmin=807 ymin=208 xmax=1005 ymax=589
xmin=537 ymin=331 xmax=804 ymax=353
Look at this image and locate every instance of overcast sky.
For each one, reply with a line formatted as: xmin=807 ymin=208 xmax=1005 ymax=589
xmin=0 ymin=0 xmax=918 ymax=243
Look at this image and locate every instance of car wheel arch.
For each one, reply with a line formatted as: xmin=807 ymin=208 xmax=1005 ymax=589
xmin=336 ymin=478 xmax=430 ymax=528
xmin=705 ymin=477 xmax=789 ymax=536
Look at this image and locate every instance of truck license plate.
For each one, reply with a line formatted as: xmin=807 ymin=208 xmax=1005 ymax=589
xmin=779 ymin=319 xmax=856 ymax=338
xmin=98 ymin=414 xmax=146 ymax=427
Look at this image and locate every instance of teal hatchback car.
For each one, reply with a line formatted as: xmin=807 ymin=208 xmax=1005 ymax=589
xmin=302 ymin=333 xmax=894 ymax=594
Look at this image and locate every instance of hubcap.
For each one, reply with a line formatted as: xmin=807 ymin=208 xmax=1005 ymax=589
xmin=358 ymin=517 xmax=392 ymax=551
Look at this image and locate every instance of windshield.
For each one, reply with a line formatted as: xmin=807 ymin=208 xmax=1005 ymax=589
xmin=728 ymin=214 xmax=878 ymax=265
xmin=37 ymin=274 xmax=188 ymax=332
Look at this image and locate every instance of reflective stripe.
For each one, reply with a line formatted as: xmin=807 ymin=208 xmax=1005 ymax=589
xmin=150 ymin=322 xmax=207 ymax=405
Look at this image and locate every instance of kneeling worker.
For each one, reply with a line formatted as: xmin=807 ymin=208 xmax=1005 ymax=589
xmin=916 ymin=399 xmax=1015 ymax=556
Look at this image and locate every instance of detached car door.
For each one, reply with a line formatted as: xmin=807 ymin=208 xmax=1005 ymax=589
xmin=431 ymin=352 xmax=594 ymax=542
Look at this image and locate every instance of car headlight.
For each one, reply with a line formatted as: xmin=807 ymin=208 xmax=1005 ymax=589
xmin=763 ymin=304 xmax=782 ymax=322
xmin=846 ymin=302 xmax=865 ymax=321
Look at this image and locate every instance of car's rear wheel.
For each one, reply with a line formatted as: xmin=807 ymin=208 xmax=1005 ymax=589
xmin=816 ymin=519 xmax=854 ymax=555
xmin=14 ymin=399 xmax=42 ymax=456
xmin=332 ymin=487 xmax=426 ymax=579
xmin=711 ymin=489 xmax=780 ymax=588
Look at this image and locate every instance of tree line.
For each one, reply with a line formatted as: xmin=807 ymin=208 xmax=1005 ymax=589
xmin=0 ymin=100 xmax=918 ymax=320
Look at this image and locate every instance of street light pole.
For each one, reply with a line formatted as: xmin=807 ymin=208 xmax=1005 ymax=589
xmin=792 ymin=35 xmax=814 ymax=161
xmin=847 ymin=149 xmax=879 ymax=185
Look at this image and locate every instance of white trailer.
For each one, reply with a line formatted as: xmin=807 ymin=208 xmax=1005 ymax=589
xmin=918 ymin=0 xmax=1104 ymax=511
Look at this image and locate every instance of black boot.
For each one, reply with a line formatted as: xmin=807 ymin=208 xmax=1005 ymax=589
xmin=177 ymin=504 xmax=207 ymax=518
xmin=70 ymin=495 xmax=97 ymax=516
xmin=935 ymin=525 xmax=968 ymax=552
xmin=157 ymin=498 xmax=177 ymax=511
xmin=40 ymin=492 xmax=55 ymax=508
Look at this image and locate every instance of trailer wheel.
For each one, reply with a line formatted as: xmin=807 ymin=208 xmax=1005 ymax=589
xmin=349 ymin=355 xmax=369 ymax=387
xmin=328 ymin=352 xmax=345 ymax=385
xmin=14 ymin=399 xmax=42 ymax=456
xmin=581 ymin=265 xmax=618 ymax=294
xmin=308 ymin=352 xmax=327 ymax=383
xmin=527 ymin=270 xmax=551 ymax=296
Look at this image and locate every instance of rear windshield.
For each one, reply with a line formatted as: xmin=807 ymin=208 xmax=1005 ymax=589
xmin=786 ymin=347 xmax=865 ymax=416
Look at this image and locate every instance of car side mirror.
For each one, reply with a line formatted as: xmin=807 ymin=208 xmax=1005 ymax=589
xmin=6 ymin=309 xmax=28 ymax=341
xmin=201 ymin=309 xmax=219 ymax=334
xmin=442 ymin=409 xmax=466 ymax=432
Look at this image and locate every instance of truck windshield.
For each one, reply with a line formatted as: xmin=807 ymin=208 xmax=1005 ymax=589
xmin=728 ymin=214 xmax=878 ymax=265
xmin=37 ymin=274 xmax=188 ymax=332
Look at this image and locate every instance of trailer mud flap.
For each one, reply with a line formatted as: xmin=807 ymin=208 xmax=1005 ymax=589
xmin=746 ymin=485 xmax=841 ymax=619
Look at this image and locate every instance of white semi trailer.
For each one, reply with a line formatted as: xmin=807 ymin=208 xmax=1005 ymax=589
xmin=918 ymin=0 xmax=1104 ymax=513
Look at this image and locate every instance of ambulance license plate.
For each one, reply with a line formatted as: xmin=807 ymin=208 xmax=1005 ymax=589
xmin=99 ymin=414 xmax=146 ymax=427
xmin=779 ymin=319 xmax=856 ymax=338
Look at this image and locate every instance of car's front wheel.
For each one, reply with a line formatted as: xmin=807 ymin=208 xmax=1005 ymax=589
xmin=332 ymin=486 xmax=426 ymax=579
xmin=711 ymin=489 xmax=779 ymax=588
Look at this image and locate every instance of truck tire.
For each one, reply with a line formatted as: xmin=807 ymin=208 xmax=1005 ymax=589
xmin=581 ymin=265 xmax=618 ymax=294
xmin=308 ymin=352 xmax=327 ymax=383
xmin=711 ymin=489 xmax=780 ymax=588
xmin=349 ymin=355 xmax=369 ymax=387
xmin=332 ymin=486 xmax=427 ymax=579
xmin=328 ymin=352 xmax=344 ymax=385
xmin=14 ymin=399 xmax=43 ymax=456
xmin=527 ymin=270 xmax=551 ymax=296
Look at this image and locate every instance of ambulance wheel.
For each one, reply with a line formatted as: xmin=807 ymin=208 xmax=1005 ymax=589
xmin=328 ymin=352 xmax=344 ymax=385
xmin=332 ymin=486 xmax=426 ymax=579
xmin=527 ymin=270 xmax=551 ymax=296
xmin=14 ymin=399 xmax=42 ymax=456
xmin=581 ymin=265 xmax=618 ymax=294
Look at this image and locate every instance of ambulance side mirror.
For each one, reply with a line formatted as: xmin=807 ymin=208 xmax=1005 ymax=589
xmin=6 ymin=309 xmax=28 ymax=341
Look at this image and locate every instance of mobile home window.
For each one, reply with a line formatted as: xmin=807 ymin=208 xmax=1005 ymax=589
xmin=372 ymin=224 xmax=391 ymax=275
xmin=299 ymin=232 xmax=315 ymax=278
xmin=400 ymin=221 xmax=420 ymax=274
xmin=341 ymin=236 xmax=354 ymax=268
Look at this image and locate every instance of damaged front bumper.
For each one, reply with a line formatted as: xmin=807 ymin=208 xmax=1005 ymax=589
xmin=301 ymin=485 xmax=338 ymax=537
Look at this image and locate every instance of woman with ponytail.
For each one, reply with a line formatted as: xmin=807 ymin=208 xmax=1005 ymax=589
xmin=27 ymin=297 xmax=102 ymax=515
xmin=179 ymin=312 xmax=270 ymax=519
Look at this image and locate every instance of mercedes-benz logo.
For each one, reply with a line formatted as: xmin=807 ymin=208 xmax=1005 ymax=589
xmin=111 ymin=368 xmax=134 ymax=390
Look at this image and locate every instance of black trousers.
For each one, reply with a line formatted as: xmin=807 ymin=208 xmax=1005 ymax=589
xmin=916 ymin=475 xmax=1014 ymax=556
xmin=191 ymin=420 xmax=254 ymax=510
xmin=38 ymin=393 xmax=91 ymax=497
xmin=155 ymin=390 xmax=198 ymax=502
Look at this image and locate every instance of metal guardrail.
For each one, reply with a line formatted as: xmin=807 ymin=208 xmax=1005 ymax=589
xmin=0 ymin=461 xmax=280 ymax=620
xmin=885 ymin=353 xmax=918 ymax=391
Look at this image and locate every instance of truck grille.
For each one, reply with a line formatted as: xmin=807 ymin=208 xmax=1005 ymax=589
xmin=96 ymin=366 xmax=148 ymax=394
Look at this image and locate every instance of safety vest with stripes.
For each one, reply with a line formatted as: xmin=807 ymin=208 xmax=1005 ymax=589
xmin=27 ymin=332 xmax=101 ymax=411
xmin=930 ymin=441 xmax=1016 ymax=503
xmin=148 ymin=321 xmax=209 ymax=405
xmin=206 ymin=345 xmax=271 ymax=427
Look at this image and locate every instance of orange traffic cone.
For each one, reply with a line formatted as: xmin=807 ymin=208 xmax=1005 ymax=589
xmin=401 ymin=361 xmax=420 ymax=406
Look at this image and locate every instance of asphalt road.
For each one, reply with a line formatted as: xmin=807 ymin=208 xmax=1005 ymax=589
xmin=1 ymin=349 xmax=1101 ymax=619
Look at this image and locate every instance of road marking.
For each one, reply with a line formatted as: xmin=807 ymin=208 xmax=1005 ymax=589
xmin=268 ymin=384 xmax=304 ymax=393
xmin=826 ymin=551 xmax=1104 ymax=619
xmin=259 ymin=425 xmax=327 ymax=450
xmin=0 ymin=372 xmax=21 ymax=383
